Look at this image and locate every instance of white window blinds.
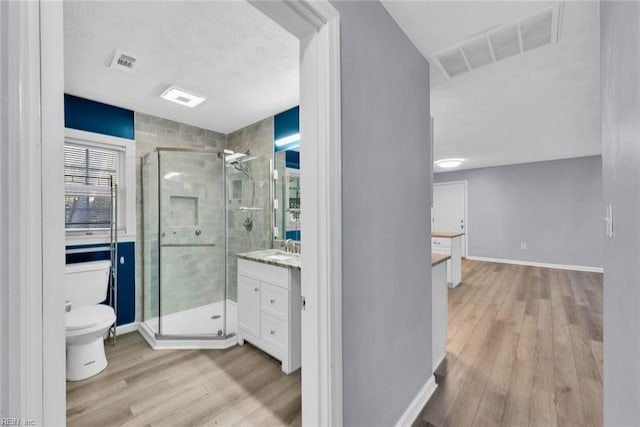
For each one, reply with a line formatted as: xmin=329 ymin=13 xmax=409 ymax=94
xmin=64 ymin=143 xmax=120 ymax=229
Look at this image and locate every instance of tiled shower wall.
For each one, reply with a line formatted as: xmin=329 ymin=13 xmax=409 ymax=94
xmin=136 ymin=113 xmax=274 ymax=321
xmin=226 ymin=117 xmax=274 ymax=301
xmin=135 ymin=113 xmax=226 ymax=321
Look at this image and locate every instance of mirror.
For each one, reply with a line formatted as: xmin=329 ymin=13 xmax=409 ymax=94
xmin=274 ymin=149 xmax=300 ymax=241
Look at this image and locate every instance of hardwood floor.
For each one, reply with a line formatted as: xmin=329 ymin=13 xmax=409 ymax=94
xmin=416 ymin=259 xmax=603 ymax=427
xmin=66 ymin=333 xmax=301 ymax=426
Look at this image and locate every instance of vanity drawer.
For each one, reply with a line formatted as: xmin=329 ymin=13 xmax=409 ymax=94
xmin=431 ymin=237 xmax=451 ymax=248
xmin=238 ymin=259 xmax=289 ymax=289
xmin=261 ymin=313 xmax=288 ymax=359
xmin=261 ymin=282 xmax=289 ymax=322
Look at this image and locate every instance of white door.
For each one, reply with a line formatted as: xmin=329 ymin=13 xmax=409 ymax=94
xmin=433 ymin=182 xmax=467 ymax=257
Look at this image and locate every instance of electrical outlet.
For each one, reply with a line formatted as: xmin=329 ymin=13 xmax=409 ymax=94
xmin=521 ymin=243 xmax=527 ymax=250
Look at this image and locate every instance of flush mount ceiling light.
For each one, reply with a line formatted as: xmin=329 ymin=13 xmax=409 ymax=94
xmin=435 ymin=158 xmax=465 ymax=168
xmin=160 ymin=86 xmax=206 ymax=108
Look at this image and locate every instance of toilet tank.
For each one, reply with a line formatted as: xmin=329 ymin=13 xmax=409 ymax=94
xmin=65 ymin=260 xmax=112 ymax=308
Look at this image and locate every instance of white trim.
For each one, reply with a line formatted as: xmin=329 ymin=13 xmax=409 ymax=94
xmin=0 ymin=0 xmax=9 ymax=415
xmin=395 ymin=375 xmax=438 ymax=427
xmin=40 ymin=2 xmax=66 ymax=424
xmin=3 ymin=1 xmax=66 ymax=424
xmin=249 ymin=2 xmax=343 ymax=425
xmin=29 ymin=0 xmax=342 ymax=425
xmin=115 ymin=322 xmax=139 ymax=336
xmin=434 ymin=180 xmax=468 ymax=257
xmin=466 ymin=256 xmax=604 ymax=273
xmin=6 ymin=1 xmax=44 ymax=423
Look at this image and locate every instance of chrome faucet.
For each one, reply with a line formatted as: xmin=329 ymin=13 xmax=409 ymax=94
xmin=283 ymin=239 xmax=299 ymax=254
xmin=284 ymin=239 xmax=294 ymax=254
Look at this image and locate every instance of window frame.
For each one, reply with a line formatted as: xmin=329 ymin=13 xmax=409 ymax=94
xmin=64 ymin=128 xmax=136 ymax=244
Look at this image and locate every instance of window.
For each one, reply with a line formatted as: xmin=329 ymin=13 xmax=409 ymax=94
xmin=64 ymin=129 xmax=136 ymax=243
xmin=64 ymin=144 xmax=120 ymax=229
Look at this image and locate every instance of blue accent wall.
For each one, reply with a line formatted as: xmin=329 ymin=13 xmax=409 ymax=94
xmin=285 ymin=230 xmax=301 ymax=240
xmin=65 ymin=94 xmax=136 ymax=325
xmin=66 ymin=242 xmax=135 ymax=325
xmin=64 ymin=94 xmax=135 ymax=140
xmin=274 ymin=106 xmax=300 ymax=152
xmin=285 ymin=150 xmax=300 ymax=169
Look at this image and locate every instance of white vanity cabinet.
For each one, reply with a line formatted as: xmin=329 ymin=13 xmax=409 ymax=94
xmin=432 ymin=232 xmax=464 ymax=287
xmin=237 ymin=258 xmax=301 ymax=374
xmin=432 ymin=255 xmax=449 ymax=373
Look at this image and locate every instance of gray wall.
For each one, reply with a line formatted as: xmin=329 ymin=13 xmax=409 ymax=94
xmin=435 ymin=156 xmax=603 ymax=268
xmin=331 ymin=1 xmax=432 ymax=425
xmin=601 ymin=2 xmax=640 ymax=424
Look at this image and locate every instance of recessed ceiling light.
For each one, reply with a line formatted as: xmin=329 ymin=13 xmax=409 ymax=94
xmin=435 ymin=158 xmax=465 ymax=168
xmin=160 ymin=86 xmax=206 ymax=108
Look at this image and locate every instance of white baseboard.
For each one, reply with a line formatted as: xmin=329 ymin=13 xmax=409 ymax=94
xmin=115 ymin=322 xmax=138 ymax=335
xmin=466 ymin=256 xmax=604 ymax=273
xmin=395 ymin=375 xmax=438 ymax=427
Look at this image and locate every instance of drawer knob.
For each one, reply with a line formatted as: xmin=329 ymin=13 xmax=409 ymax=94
xmin=270 ymin=330 xmax=276 ymax=335
xmin=254 ymin=288 xmax=259 ymax=292
xmin=270 ymin=299 xmax=275 ymax=304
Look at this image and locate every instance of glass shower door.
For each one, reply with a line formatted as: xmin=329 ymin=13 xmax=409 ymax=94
xmin=158 ymin=150 xmax=226 ymax=337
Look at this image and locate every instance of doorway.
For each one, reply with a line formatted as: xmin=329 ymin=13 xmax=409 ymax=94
xmin=433 ymin=181 xmax=468 ymax=257
xmin=5 ymin=1 xmax=342 ymax=424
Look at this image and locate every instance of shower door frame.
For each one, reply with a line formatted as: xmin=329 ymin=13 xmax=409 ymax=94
xmin=154 ymin=147 xmax=230 ymax=341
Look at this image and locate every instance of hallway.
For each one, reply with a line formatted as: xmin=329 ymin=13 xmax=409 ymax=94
xmin=417 ymin=260 xmax=603 ymax=426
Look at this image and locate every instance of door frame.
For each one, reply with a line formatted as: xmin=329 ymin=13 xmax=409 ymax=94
xmin=433 ymin=180 xmax=469 ymax=257
xmin=2 ymin=1 xmax=343 ymax=425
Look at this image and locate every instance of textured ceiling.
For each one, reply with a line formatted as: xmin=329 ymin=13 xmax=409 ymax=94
xmin=64 ymin=1 xmax=299 ymax=134
xmin=382 ymin=1 xmax=601 ymax=171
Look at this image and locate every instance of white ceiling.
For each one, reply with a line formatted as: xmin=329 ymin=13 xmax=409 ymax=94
xmin=382 ymin=1 xmax=601 ymax=171
xmin=64 ymin=1 xmax=299 ymax=134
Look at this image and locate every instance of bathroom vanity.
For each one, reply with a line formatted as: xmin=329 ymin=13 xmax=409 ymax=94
xmin=236 ymin=250 xmax=301 ymax=374
xmin=432 ymin=253 xmax=450 ymax=373
xmin=432 ymin=231 xmax=465 ymax=287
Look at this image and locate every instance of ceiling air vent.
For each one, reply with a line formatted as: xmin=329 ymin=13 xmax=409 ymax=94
xmin=109 ymin=49 xmax=138 ymax=72
xmin=433 ymin=3 xmax=562 ymax=80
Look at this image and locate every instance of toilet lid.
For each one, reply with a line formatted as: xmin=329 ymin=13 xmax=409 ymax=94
xmin=66 ymin=304 xmax=115 ymax=331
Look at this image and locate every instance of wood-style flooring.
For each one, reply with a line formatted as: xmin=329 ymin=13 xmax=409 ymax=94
xmin=416 ymin=259 xmax=603 ymax=427
xmin=66 ymin=334 xmax=301 ymax=426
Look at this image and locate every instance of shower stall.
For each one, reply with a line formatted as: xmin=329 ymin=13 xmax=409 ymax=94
xmin=139 ymin=148 xmax=272 ymax=349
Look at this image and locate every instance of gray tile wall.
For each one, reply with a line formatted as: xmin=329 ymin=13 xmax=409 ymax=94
xmin=226 ymin=117 xmax=274 ymax=301
xmin=136 ymin=113 xmax=226 ymax=321
xmin=136 ymin=112 xmax=274 ymax=321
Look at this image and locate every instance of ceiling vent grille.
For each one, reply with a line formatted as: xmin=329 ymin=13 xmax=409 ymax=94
xmin=109 ymin=49 xmax=138 ymax=72
xmin=434 ymin=3 xmax=562 ymax=80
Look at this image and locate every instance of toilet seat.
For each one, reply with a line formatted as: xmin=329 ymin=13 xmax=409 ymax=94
xmin=66 ymin=304 xmax=115 ymax=333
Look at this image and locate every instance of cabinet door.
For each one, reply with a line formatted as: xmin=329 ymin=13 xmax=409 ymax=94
xmin=238 ymin=274 xmax=261 ymax=338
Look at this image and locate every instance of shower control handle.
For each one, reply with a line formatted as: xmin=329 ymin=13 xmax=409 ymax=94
xmin=195 ymin=229 xmax=202 ymax=236
xmin=270 ymin=330 xmax=276 ymax=335
xmin=270 ymin=299 xmax=275 ymax=304
xmin=254 ymin=288 xmax=259 ymax=292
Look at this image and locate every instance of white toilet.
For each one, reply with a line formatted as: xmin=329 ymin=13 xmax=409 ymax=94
xmin=65 ymin=260 xmax=116 ymax=381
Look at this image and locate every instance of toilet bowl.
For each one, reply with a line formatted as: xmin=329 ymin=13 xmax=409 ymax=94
xmin=65 ymin=260 xmax=116 ymax=381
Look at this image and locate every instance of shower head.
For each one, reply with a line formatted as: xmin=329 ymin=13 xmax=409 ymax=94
xmin=231 ymin=159 xmax=252 ymax=179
